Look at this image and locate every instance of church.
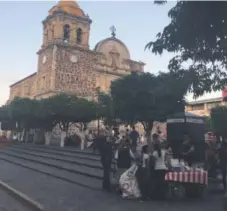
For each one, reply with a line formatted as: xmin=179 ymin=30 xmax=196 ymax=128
xmin=8 ymin=0 xmax=145 ymax=103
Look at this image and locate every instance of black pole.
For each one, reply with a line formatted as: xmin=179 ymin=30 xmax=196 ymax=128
xmin=97 ymin=117 xmax=100 ymax=135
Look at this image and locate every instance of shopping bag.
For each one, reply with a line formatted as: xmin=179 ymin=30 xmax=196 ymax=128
xmin=119 ymin=164 xmax=141 ymax=199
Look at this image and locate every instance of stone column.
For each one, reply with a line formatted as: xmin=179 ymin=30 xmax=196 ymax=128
xmin=83 ymin=30 xmax=89 ymax=47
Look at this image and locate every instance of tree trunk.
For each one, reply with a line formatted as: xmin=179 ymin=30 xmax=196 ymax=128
xmin=44 ymin=131 xmax=52 ymax=145
xmin=25 ymin=130 xmax=29 ymax=143
xmin=60 ymin=131 xmax=66 ymax=147
xmin=77 ymin=129 xmax=85 ymax=150
xmin=33 ymin=130 xmax=38 ymax=144
xmin=21 ymin=129 xmax=25 ymax=142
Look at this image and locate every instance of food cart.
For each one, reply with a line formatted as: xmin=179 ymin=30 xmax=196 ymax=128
xmin=166 ymin=112 xmax=207 ymax=199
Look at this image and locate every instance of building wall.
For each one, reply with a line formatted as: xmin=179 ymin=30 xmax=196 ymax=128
xmin=186 ymin=100 xmax=227 ymax=116
xmin=8 ymin=73 xmax=37 ymax=102
xmin=36 ymin=46 xmax=55 ymax=97
xmin=54 ymin=45 xmax=97 ymax=97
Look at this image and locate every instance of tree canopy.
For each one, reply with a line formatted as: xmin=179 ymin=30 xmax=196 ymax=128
xmin=0 ymin=93 xmax=98 ymax=133
xmin=97 ymin=92 xmax=117 ymax=127
xmin=8 ymin=97 xmax=39 ymax=130
xmin=111 ymin=72 xmax=188 ymax=131
xmin=147 ymin=1 xmax=227 ymax=97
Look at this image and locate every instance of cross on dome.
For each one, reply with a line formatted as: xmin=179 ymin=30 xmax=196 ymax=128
xmin=110 ymin=25 xmax=116 ymax=37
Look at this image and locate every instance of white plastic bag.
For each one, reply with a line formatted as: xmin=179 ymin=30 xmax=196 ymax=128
xmin=119 ymin=164 xmax=141 ymax=199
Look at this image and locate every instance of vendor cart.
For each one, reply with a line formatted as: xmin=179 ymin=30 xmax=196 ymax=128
xmin=165 ymin=169 xmax=208 ymax=199
xmin=166 ymin=112 xmax=207 ymax=199
xmin=167 ymin=111 xmax=205 ymax=163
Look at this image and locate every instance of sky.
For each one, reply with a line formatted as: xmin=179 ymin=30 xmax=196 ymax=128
xmin=0 ymin=1 xmax=221 ymax=105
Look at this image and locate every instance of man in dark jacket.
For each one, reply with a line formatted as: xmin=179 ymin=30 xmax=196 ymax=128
xmin=97 ymin=130 xmax=113 ymax=191
xmin=129 ymin=126 xmax=139 ymax=153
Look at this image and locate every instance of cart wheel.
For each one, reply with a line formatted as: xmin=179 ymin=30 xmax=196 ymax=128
xmin=197 ymin=185 xmax=206 ymax=198
xmin=166 ymin=183 xmax=185 ymax=200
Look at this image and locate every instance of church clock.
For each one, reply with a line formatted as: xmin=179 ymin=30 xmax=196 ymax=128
xmin=70 ymin=55 xmax=79 ymax=63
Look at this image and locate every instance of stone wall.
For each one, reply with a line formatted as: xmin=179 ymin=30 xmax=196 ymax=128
xmin=54 ymin=46 xmax=97 ymax=97
xmin=9 ymin=73 xmax=37 ymax=102
xmin=35 ymin=46 xmax=55 ymax=97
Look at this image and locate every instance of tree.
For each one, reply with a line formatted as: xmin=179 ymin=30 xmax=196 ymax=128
xmin=111 ymin=72 xmax=188 ymax=134
xmin=97 ymin=92 xmax=117 ymax=127
xmin=146 ymin=1 xmax=227 ymax=97
xmin=72 ymin=98 xmax=97 ymax=132
xmin=46 ymin=93 xmax=98 ymax=147
xmin=211 ymin=106 xmax=227 ymax=138
xmin=34 ymin=98 xmax=59 ymax=145
xmin=203 ymin=116 xmax=213 ymax=133
xmin=44 ymin=93 xmax=79 ymax=147
xmin=0 ymin=105 xmax=16 ymax=131
xmin=0 ymin=106 xmax=9 ymax=122
xmin=8 ymin=97 xmax=39 ymax=141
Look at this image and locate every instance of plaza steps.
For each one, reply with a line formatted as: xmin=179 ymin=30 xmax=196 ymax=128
xmin=9 ymin=146 xmax=103 ymax=169
xmin=0 ymin=144 xmax=109 ymax=190
xmin=12 ymin=144 xmax=102 ymax=161
xmin=0 ymin=144 xmax=222 ymax=193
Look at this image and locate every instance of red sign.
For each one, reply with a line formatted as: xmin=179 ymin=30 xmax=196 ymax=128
xmin=222 ymin=87 xmax=227 ymax=98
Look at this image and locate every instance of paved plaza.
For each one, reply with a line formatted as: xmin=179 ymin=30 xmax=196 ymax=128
xmin=0 ymin=187 xmax=32 ymax=211
xmin=0 ymin=145 xmax=223 ymax=211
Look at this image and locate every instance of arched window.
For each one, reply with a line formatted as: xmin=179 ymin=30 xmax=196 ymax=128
xmin=63 ymin=24 xmax=70 ymax=41
xmin=76 ymin=28 xmax=82 ymax=44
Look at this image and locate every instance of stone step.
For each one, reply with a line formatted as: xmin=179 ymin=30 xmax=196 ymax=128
xmin=0 ymin=149 xmax=103 ymax=180
xmin=16 ymin=143 xmax=99 ymax=157
xmin=7 ymin=147 xmax=103 ymax=170
xmin=12 ymin=144 xmax=101 ymax=161
xmin=0 ymin=153 xmax=101 ymax=190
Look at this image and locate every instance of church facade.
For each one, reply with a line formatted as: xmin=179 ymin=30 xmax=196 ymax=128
xmin=8 ymin=0 xmax=145 ymax=102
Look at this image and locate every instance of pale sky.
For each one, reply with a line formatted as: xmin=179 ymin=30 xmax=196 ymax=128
xmin=0 ymin=1 xmax=221 ymax=105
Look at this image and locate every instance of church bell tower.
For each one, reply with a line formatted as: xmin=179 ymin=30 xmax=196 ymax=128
xmin=42 ymin=0 xmax=91 ymax=48
xmin=36 ymin=0 xmax=97 ymax=99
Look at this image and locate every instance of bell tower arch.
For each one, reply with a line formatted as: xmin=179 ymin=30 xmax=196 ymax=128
xmin=41 ymin=0 xmax=91 ymax=49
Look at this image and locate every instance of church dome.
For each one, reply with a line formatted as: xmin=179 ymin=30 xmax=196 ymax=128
xmin=94 ymin=35 xmax=130 ymax=61
xmin=49 ymin=0 xmax=85 ymax=17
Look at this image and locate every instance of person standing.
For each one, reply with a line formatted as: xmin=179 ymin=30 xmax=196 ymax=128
xmin=97 ymin=129 xmax=113 ymax=191
xmin=136 ymin=144 xmax=150 ymax=199
xmin=115 ymin=139 xmax=134 ymax=184
xmin=181 ymin=134 xmax=195 ymax=166
xmin=129 ymin=126 xmax=139 ymax=153
xmin=152 ymin=134 xmax=168 ymax=199
xmin=219 ymin=138 xmax=227 ymax=191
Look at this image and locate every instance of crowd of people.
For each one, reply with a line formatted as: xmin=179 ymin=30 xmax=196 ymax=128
xmin=205 ymin=133 xmax=227 ymax=191
xmin=83 ymin=127 xmax=227 ymax=200
xmin=84 ymin=126 xmax=195 ymax=199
